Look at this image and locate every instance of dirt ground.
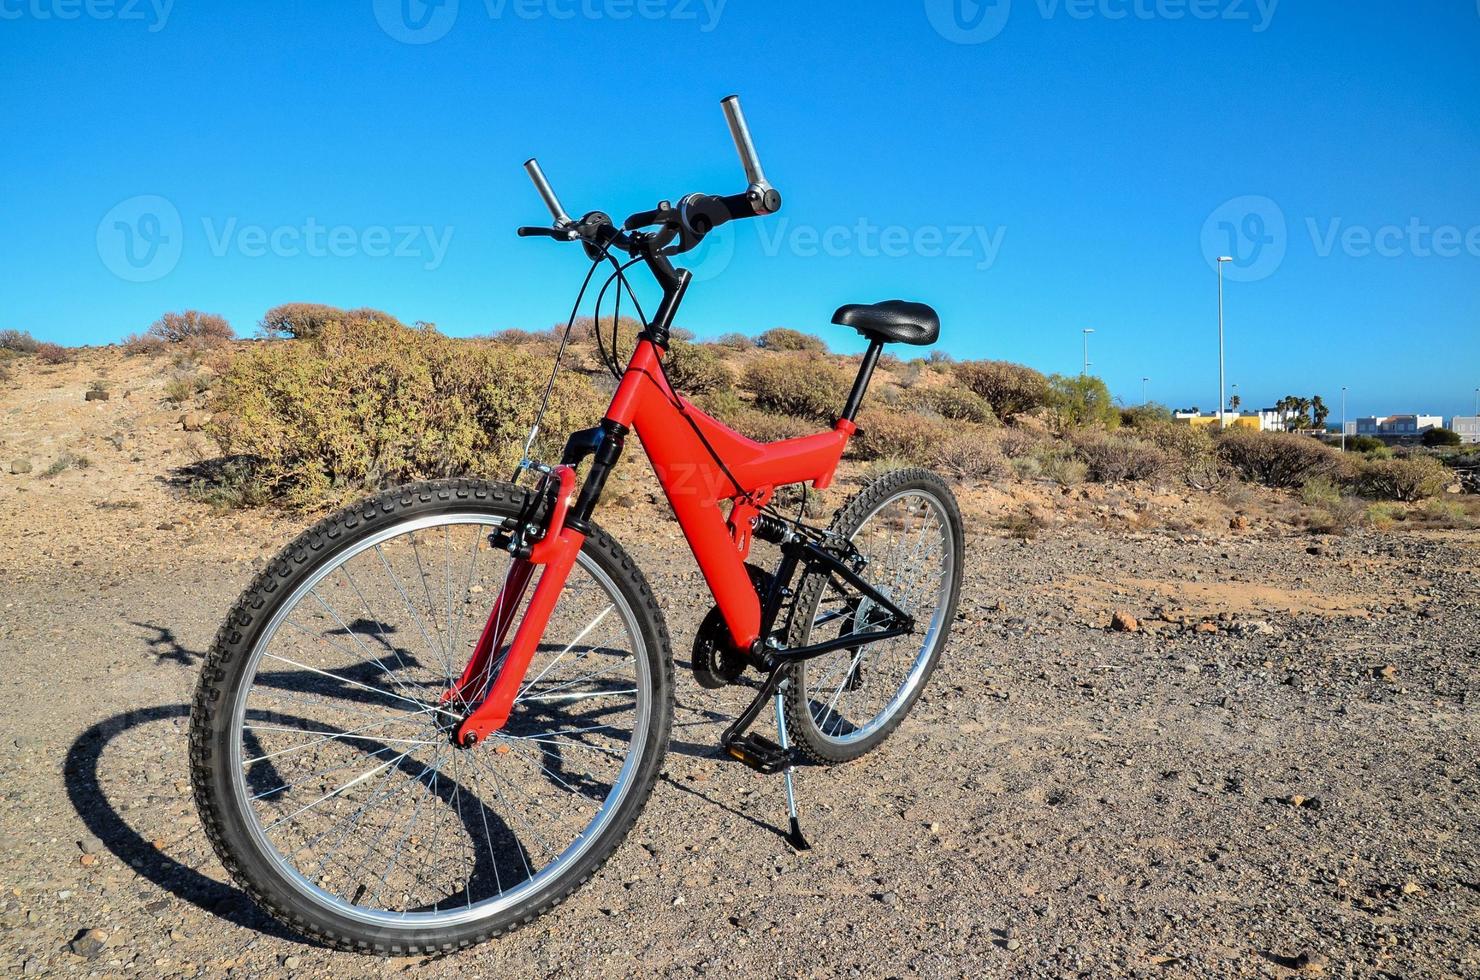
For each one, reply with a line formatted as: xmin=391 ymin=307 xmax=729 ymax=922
xmin=1 ymin=350 xmax=1477 ymax=978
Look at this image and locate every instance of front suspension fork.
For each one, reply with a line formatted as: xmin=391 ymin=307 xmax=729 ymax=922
xmin=443 ymin=466 xmax=586 ymax=747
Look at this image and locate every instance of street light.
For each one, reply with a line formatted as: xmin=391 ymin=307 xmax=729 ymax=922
xmin=1082 ymin=328 xmax=1095 ymax=376
xmin=1217 ymin=256 xmax=1233 ymax=427
xmin=1142 ymin=377 xmax=1150 ymax=406
xmin=1337 ymin=390 xmax=1349 ymax=455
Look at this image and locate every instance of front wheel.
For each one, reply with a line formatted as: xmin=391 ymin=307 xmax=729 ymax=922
xmin=190 ymin=479 xmax=672 ymax=954
xmin=783 ymin=468 xmax=963 ymax=764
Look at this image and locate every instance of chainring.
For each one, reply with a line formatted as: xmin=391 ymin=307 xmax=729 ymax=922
xmin=690 ymin=563 xmax=771 ymax=689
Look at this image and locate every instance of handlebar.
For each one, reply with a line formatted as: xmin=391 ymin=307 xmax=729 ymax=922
xmin=721 ymin=95 xmax=770 ymax=200
xmin=520 ymin=95 xmax=782 ymax=257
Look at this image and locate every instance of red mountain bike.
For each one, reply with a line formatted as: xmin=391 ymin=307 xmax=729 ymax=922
xmin=191 ymin=96 xmax=963 ymax=953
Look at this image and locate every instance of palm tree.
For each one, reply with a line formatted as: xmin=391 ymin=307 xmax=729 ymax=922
xmin=1312 ymin=395 xmax=1329 ymax=431
xmin=1229 ymin=394 xmax=1243 ymax=413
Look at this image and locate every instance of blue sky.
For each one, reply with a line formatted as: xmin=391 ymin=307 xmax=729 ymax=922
xmin=2 ymin=0 xmax=1477 ymax=419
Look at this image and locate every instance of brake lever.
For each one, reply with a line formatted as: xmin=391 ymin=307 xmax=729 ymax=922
xmin=518 ymin=226 xmax=580 ymax=241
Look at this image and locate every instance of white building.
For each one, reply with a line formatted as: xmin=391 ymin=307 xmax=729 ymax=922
xmin=1353 ymin=414 xmax=1444 ymax=439
xmin=1452 ymin=416 xmax=1480 ymax=444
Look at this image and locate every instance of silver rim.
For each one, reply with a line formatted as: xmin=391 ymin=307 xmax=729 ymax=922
xmin=798 ymin=489 xmax=955 ymax=746
xmin=226 ymin=512 xmax=651 ymax=929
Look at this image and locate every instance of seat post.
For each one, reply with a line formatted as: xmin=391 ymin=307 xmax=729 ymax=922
xmin=839 ymin=339 xmax=884 ymax=422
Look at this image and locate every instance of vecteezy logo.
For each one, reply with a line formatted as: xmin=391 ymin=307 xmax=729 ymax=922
xmin=97 ymin=195 xmax=183 ymax=283
xmin=924 ymin=0 xmax=1011 ymax=44
xmin=1201 ymin=195 xmax=1287 ymax=282
xmin=374 ymin=0 xmax=459 ymax=44
xmin=683 ymin=221 xmax=736 ymax=284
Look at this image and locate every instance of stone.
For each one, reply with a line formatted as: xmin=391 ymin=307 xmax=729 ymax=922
xmin=1292 ymin=950 xmax=1328 ymax=973
xmin=84 ymin=389 xmax=110 ymax=401
xmin=1111 ymin=610 xmax=1139 ymax=633
xmin=1375 ymin=664 xmax=1397 ymax=681
xmin=67 ymin=928 xmax=107 ymax=958
xmin=1229 ymin=514 xmax=1249 ymax=531
xmin=9 ymin=458 xmax=31 ymax=475
xmin=1194 ymin=621 xmax=1218 ymax=634
xmin=181 ymin=411 xmax=210 ymax=432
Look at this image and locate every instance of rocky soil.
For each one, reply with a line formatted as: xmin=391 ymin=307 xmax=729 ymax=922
xmin=0 ymin=349 xmax=1477 ymax=977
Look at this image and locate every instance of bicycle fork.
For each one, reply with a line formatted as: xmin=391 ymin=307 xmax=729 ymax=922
xmin=443 ymin=467 xmax=586 ymax=748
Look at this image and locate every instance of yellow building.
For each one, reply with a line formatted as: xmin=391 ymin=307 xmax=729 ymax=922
xmin=1177 ymin=413 xmax=1262 ymax=431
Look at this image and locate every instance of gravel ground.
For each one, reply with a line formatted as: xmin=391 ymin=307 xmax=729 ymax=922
xmin=1 ymin=503 xmax=1476 ymax=978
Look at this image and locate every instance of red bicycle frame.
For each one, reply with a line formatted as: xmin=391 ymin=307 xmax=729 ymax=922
xmin=450 ymin=337 xmax=857 ymax=746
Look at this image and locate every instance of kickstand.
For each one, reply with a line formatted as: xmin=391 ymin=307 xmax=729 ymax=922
xmin=772 ymin=687 xmax=811 ymax=851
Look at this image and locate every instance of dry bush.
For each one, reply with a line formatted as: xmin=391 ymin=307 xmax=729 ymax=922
xmin=148 ymin=310 xmax=234 ymax=346
xmin=1215 ymin=429 xmax=1340 ymax=489
xmin=929 ymin=431 xmax=1005 ymax=480
xmin=1071 ymin=431 xmax=1171 ymax=483
xmin=664 ymin=340 xmax=731 ymax=395
xmin=1135 ymin=421 xmax=1227 ymax=489
xmin=952 ymin=360 xmax=1049 ymax=419
xmin=741 ymin=352 xmax=852 ymax=422
xmin=1356 ymin=456 xmax=1452 ymax=502
xmin=1040 ymin=453 xmax=1088 ymax=487
xmin=259 ymin=303 xmax=363 ymax=340
xmin=208 ymin=315 xmax=599 ymax=508
xmin=35 ymin=342 xmax=72 ymax=364
xmin=904 ymin=385 xmax=996 ymax=424
xmin=996 ymin=426 xmax=1045 ymax=460
xmin=121 ymin=332 xmax=168 ymax=356
xmin=852 ymin=409 xmax=957 ymax=463
xmin=723 ymin=409 xmax=818 ymax=444
xmin=0 ymin=329 xmax=40 ymax=353
xmin=756 ymin=327 xmax=826 ymax=352
xmin=712 ymin=332 xmax=755 ymax=350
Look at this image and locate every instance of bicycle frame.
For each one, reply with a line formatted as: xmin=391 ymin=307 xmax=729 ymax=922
xmin=449 ymin=334 xmax=858 ymax=746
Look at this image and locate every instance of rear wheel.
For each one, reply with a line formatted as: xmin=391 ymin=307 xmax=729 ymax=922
xmin=190 ymin=479 xmax=672 ymax=953
xmin=782 ymin=468 xmax=963 ymax=764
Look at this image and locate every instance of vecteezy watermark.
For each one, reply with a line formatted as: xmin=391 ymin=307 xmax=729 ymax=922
xmin=97 ymin=197 xmax=455 ymax=282
xmin=1200 ymin=195 xmax=1287 ymax=282
xmin=686 ymin=217 xmax=1007 ymax=281
xmin=0 ymin=0 xmax=174 ymax=32
xmin=1201 ymin=196 xmax=1480 ymax=281
xmin=97 ymin=195 xmax=184 ymax=282
xmin=374 ymin=0 xmax=726 ymax=43
xmin=925 ymin=0 xmax=1278 ymax=44
xmin=200 ymin=218 xmax=454 ymax=270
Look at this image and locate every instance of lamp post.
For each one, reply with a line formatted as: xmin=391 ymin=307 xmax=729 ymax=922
xmin=1474 ymin=387 xmax=1478 ymax=416
xmin=1217 ymin=256 xmax=1233 ymax=427
xmin=1082 ymin=328 xmax=1094 ymax=376
xmin=1341 ymin=386 xmax=1347 ymax=452
xmin=1142 ymin=377 xmax=1150 ymax=406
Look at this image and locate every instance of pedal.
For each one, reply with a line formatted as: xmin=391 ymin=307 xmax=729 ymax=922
xmin=724 ymin=734 xmax=790 ymax=774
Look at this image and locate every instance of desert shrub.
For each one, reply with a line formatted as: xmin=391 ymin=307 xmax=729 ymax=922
xmin=121 ymin=332 xmax=168 ymax=355
xmin=208 ymin=316 xmax=599 ymax=508
xmin=998 ymin=507 xmax=1046 ymax=540
xmin=1071 ymin=431 xmax=1169 ymax=483
xmin=952 ymin=360 xmax=1049 ymax=420
xmin=904 ymin=385 xmax=996 ymax=425
xmin=163 ymin=370 xmax=213 ymax=404
xmin=42 ymin=452 xmax=90 ymax=477
xmin=259 ymin=303 xmax=362 ymax=340
xmin=487 ymin=327 xmax=547 ymax=345
xmin=996 ymin=426 xmax=1045 ymax=460
xmin=1215 ymin=429 xmax=1339 ymax=489
xmin=694 ymin=387 xmax=745 ymax=421
xmin=35 ymin=342 xmax=72 ymax=364
xmin=724 ymin=409 xmax=818 ymax=443
xmin=1136 ymin=421 xmax=1226 ymax=489
xmin=1299 ymin=475 xmax=1344 ymax=509
xmin=712 ymin=332 xmax=755 ymax=350
xmin=1422 ymin=427 xmax=1461 ymax=448
xmin=0 ymin=329 xmax=40 ymax=353
xmin=1046 ymin=374 xmax=1119 ymax=430
xmin=1121 ymin=403 xmax=1174 ymax=428
xmin=756 ymin=327 xmax=825 ymax=352
xmin=148 ymin=310 xmax=234 ymax=346
xmin=929 ymin=431 xmax=1005 ymax=479
xmin=1355 ymin=456 xmax=1451 ymax=502
xmin=1347 ymin=435 xmax=1385 ymax=454
xmin=852 ymin=409 xmax=957 ymax=464
xmin=1008 ymin=456 xmax=1041 ymax=481
xmin=1039 ymin=453 xmax=1088 ymax=487
xmin=742 ymin=352 xmax=851 ymax=422
xmin=664 ymin=339 xmax=731 ymax=395
xmin=1304 ymin=495 xmax=1368 ymax=535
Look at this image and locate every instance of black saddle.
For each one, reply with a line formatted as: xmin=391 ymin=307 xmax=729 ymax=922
xmin=831 ymin=300 xmax=940 ymax=347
